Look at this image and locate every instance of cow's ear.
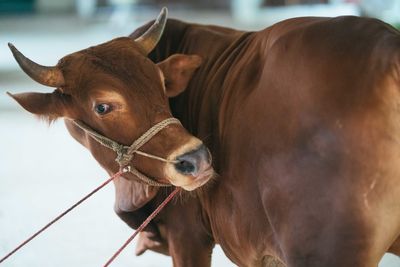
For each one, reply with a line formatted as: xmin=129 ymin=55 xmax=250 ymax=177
xmin=157 ymin=54 xmax=202 ymax=97
xmin=7 ymin=91 xmax=69 ymax=120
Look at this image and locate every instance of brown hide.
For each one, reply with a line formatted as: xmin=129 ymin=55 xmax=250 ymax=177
xmin=131 ymin=16 xmax=400 ymax=266
xmin=9 ymin=14 xmax=400 ymax=267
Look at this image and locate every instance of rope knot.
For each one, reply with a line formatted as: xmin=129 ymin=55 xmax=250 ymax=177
xmin=115 ymin=151 xmax=132 ymax=167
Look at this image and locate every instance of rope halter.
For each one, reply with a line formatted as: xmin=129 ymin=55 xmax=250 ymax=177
xmin=72 ymin=117 xmax=182 ymax=187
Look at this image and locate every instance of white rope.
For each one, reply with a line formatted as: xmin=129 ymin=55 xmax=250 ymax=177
xmin=71 ymin=118 xmax=182 ymax=187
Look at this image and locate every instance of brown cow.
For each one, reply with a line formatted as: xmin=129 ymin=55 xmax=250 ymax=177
xmin=8 ymin=8 xmax=400 ymax=267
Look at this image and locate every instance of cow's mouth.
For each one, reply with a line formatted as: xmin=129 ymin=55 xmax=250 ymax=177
xmin=178 ymin=166 xmax=215 ymax=191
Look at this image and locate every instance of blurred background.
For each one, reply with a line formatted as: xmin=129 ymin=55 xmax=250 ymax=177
xmin=0 ymin=0 xmax=399 ymax=266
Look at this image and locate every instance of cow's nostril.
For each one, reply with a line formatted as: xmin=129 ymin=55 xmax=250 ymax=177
xmin=175 ymin=158 xmax=196 ymax=174
xmin=174 ymin=145 xmax=210 ymax=175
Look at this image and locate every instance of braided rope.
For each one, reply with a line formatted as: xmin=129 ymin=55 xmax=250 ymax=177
xmin=71 ymin=118 xmax=181 ymax=187
xmin=73 ymin=120 xmax=129 ymax=153
xmin=134 ymin=150 xmax=177 ymax=163
xmin=124 ymin=166 xmax=171 ymax=187
xmin=118 ymin=118 xmax=181 ymax=167
xmin=127 ymin=118 xmax=180 ymax=155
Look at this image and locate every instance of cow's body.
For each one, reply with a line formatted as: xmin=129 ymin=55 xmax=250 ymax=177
xmin=9 ymin=13 xmax=400 ymax=267
xmin=128 ymin=16 xmax=400 ymax=266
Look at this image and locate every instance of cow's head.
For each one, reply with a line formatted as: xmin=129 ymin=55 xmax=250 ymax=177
xmin=7 ymin=8 xmax=214 ymax=191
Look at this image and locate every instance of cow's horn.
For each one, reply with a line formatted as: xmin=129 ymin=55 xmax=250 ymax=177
xmin=135 ymin=7 xmax=168 ymax=54
xmin=8 ymin=43 xmax=65 ymax=87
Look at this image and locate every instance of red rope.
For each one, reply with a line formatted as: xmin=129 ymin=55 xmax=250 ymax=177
xmin=103 ymin=187 xmax=181 ymax=267
xmin=0 ymin=170 xmax=124 ymax=264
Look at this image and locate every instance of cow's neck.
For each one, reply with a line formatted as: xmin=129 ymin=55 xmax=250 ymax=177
xmin=150 ymin=19 xmax=252 ymax=173
xmin=151 ymin=21 xmax=266 ymax=250
xmin=149 ymin=20 xmax=276 ymax=262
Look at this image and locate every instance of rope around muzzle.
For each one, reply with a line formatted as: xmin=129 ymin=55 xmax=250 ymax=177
xmin=72 ymin=118 xmax=182 ymax=187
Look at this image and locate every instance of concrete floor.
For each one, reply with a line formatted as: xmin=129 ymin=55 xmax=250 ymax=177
xmin=0 ymin=9 xmax=400 ymax=267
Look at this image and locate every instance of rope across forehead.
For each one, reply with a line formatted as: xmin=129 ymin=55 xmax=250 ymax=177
xmin=72 ymin=117 xmax=181 ymax=187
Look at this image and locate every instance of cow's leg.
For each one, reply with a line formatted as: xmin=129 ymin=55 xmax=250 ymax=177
xmin=114 ymin=207 xmax=169 ymax=255
xmin=168 ymin=234 xmax=213 ymax=267
xmin=161 ymin=196 xmax=214 ymax=267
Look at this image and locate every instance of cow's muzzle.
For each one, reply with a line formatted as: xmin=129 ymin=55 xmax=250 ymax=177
xmin=164 ymin=138 xmax=215 ymax=191
xmin=174 ymin=145 xmax=211 ymax=176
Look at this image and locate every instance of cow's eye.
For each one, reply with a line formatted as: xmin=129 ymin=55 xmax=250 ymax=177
xmin=94 ymin=103 xmax=111 ymax=115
